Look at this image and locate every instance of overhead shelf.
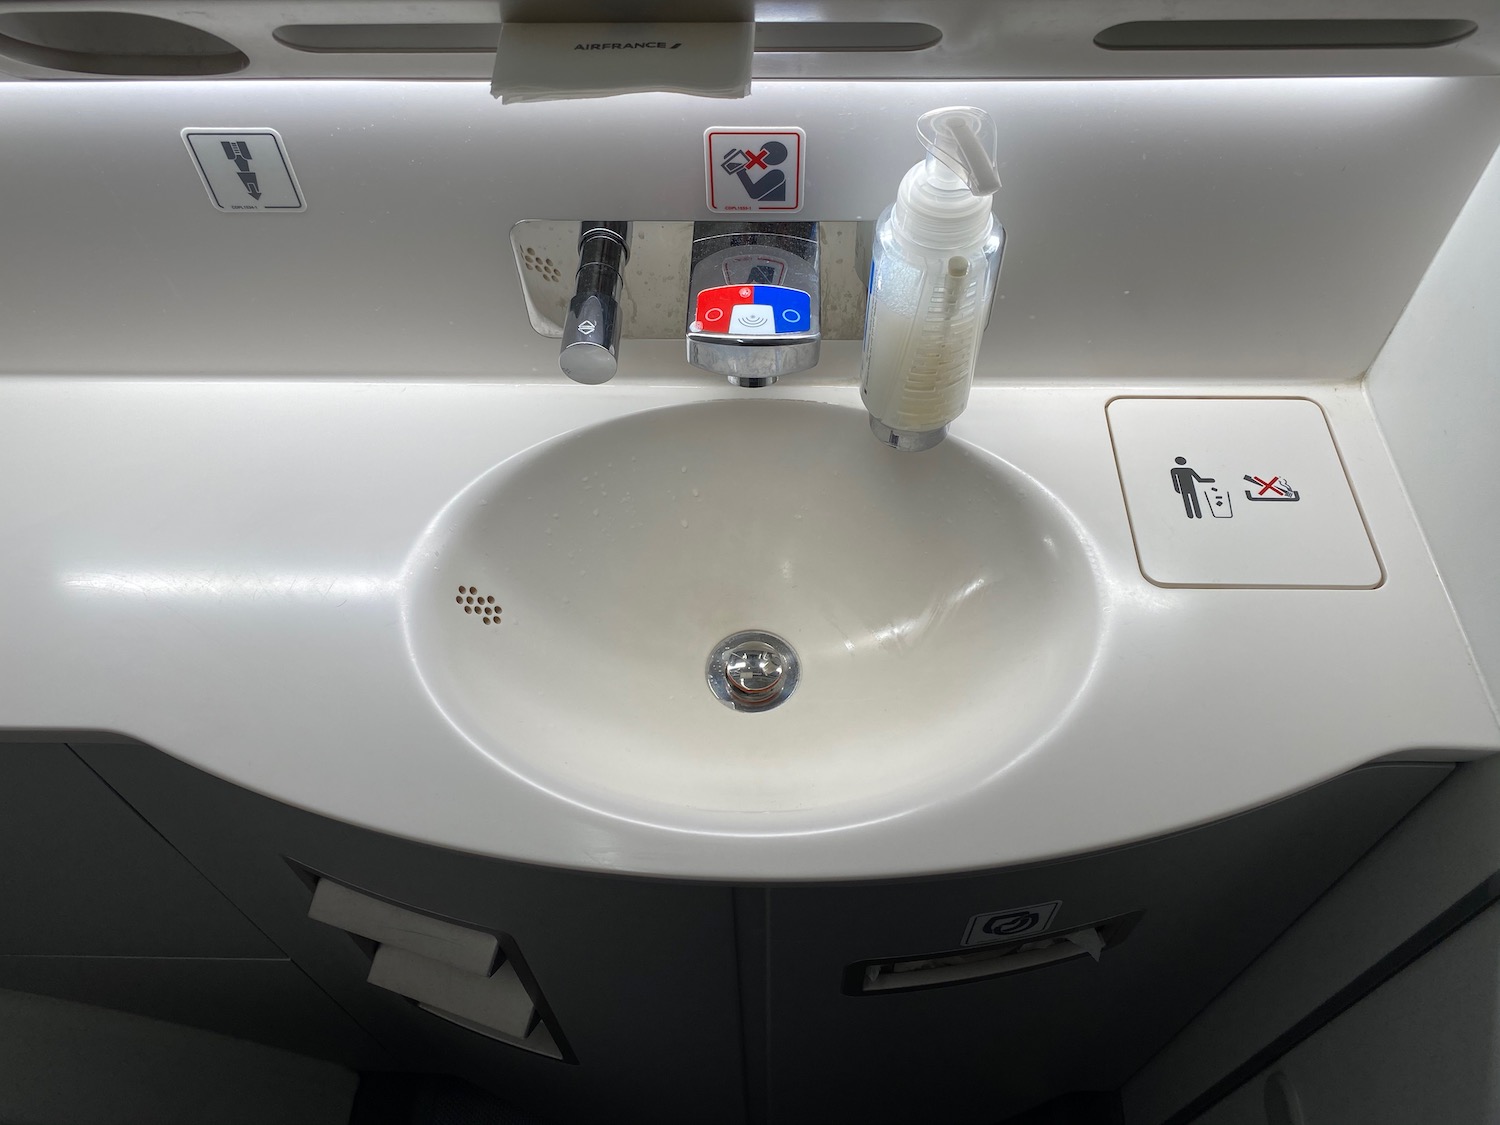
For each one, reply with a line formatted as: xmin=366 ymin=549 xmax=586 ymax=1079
xmin=0 ymin=1 xmax=1495 ymax=80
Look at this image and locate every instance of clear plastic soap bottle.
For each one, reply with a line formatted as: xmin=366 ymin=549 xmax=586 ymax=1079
xmin=860 ymin=106 xmax=1005 ymax=451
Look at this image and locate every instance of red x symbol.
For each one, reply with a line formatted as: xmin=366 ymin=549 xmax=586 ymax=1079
xmin=742 ymin=148 xmax=770 ymax=171
xmin=1252 ymin=475 xmax=1282 ymax=496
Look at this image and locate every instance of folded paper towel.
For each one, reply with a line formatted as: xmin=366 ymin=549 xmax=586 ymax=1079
xmin=491 ymin=22 xmax=753 ymax=103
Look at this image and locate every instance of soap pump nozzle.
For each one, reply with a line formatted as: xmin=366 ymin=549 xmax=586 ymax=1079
xmin=917 ymin=106 xmax=1002 ymax=197
xmin=889 ymin=107 xmax=1002 ymax=253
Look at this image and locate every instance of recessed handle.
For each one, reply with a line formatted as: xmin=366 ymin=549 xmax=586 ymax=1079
xmin=1094 ymin=19 xmax=1478 ymax=51
xmin=846 ymin=913 xmax=1143 ymax=995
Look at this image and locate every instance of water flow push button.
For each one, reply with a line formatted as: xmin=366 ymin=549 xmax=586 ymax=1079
xmin=685 ymin=221 xmax=821 ymax=386
xmin=692 ymin=284 xmax=812 ymax=336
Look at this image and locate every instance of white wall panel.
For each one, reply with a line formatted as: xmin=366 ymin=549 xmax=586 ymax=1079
xmin=1368 ymin=136 xmax=1500 ymax=710
xmin=0 ymin=77 xmax=1496 ymax=381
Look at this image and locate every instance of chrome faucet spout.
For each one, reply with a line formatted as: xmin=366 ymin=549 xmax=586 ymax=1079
xmin=685 ymin=221 xmax=821 ymax=387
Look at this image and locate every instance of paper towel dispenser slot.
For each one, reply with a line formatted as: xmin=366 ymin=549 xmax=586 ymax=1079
xmin=845 ymin=913 xmax=1142 ymax=995
xmin=367 ymin=943 xmax=540 ymax=1043
xmin=308 ymin=877 xmax=499 ymax=975
xmin=272 ymin=21 xmax=942 ymax=55
xmin=1094 ymin=19 xmax=1478 ymax=51
xmin=303 ymin=874 xmax=565 ymax=1060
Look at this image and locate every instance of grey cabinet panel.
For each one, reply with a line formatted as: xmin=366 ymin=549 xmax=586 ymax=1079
xmin=78 ymin=742 xmax=747 ymax=1125
xmin=69 ymin=739 xmax=1447 ymax=1125
xmin=0 ymin=744 xmax=279 ymax=958
xmin=0 ymin=986 xmax=358 ymax=1125
xmin=1190 ymin=904 xmax=1500 ymax=1125
xmin=0 ymin=955 xmax=386 ymax=1068
xmin=756 ymin=763 xmax=1450 ymax=1125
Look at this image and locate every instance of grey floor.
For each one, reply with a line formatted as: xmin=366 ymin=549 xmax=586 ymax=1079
xmin=349 ymin=1074 xmax=553 ymax=1125
xmin=346 ymin=1074 xmax=1119 ymax=1125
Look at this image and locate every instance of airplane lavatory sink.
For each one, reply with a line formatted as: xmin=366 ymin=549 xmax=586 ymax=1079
xmin=402 ymin=399 xmax=1102 ymax=828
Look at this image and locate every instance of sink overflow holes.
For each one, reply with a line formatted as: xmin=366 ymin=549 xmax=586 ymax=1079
xmin=455 ymin=584 xmax=502 ymax=626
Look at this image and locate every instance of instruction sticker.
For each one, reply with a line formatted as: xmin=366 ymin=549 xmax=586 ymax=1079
xmin=705 ymin=127 xmax=804 ymax=213
xmin=1107 ymin=397 xmax=1381 ymax=588
xmin=182 ymin=128 xmax=306 ymax=212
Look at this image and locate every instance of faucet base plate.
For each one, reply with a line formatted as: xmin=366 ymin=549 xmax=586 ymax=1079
xmin=869 ymin=418 xmax=948 ymax=452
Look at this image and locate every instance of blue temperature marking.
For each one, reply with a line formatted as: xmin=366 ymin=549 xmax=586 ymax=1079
xmin=752 ymin=286 xmax=812 ymax=333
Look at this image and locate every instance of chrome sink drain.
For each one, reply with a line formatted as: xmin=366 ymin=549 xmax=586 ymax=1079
xmin=707 ymin=630 xmax=800 ymax=712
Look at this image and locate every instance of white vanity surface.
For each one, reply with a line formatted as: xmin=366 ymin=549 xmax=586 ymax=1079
xmin=0 ymin=376 xmax=1493 ymax=879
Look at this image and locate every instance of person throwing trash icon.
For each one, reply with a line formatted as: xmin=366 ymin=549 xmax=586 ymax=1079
xmin=1170 ymin=456 xmax=1214 ymax=519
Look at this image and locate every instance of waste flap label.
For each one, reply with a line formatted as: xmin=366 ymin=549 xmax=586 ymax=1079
xmin=182 ymin=128 xmax=306 ymax=212
xmin=962 ymin=901 xmax=1062 ymax=946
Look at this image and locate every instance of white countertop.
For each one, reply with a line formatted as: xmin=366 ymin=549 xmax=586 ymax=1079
xmin=1 ymin=376 xmax=1493 ymax=880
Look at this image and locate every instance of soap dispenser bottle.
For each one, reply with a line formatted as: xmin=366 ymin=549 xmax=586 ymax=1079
xmin=860 ymin=106 xmax=1004 ymax=451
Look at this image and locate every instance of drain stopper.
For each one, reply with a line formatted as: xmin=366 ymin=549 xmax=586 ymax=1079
xmin=707 ymin=630 xmax=800 ymax=712
xmin=724 ymin=642 xmax=786 ymax=697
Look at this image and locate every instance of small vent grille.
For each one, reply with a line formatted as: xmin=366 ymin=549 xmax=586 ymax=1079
xmin=522 ymin=247 xmax=562 ymax=284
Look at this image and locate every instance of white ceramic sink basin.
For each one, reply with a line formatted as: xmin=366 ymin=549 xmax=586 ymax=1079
xmin=403 ymin=399 xmax=1101 ymax=825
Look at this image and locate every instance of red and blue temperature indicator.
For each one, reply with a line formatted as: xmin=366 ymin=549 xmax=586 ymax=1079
xmin=692 ymin=284 xmax=812 ymax=336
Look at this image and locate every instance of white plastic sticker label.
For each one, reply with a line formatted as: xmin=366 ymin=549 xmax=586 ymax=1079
xmin=182 ymin=129 xmax=306 ymax=212
xmin=1108 ymin=397 xmax=1382 ymax=588
xmin=704 ymin=127 xmax=804 ymax=213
